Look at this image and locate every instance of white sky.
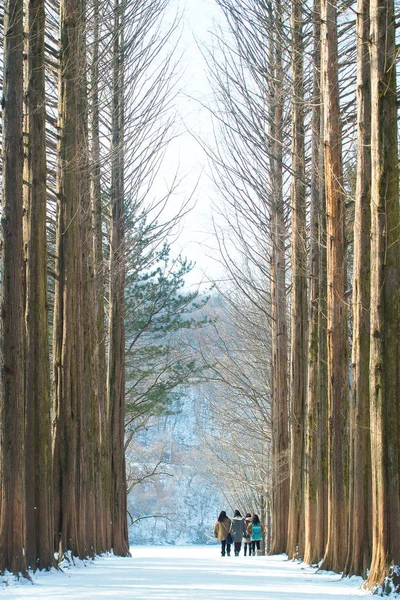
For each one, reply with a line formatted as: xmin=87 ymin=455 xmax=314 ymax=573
xmin=158 ymin=0 xmax=227 ymax=289
xmin=1 ymin=546 xmax=375 ymax=599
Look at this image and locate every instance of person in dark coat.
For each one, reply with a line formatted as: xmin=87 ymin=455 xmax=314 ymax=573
xmin=214 ymin=510 xmax=232 ymax=556
xmin=230 ymin=510 xmax=247 ymax=556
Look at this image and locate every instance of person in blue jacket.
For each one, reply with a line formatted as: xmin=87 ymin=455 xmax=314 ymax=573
xmin=247 ymin=514 xmax=264 ymax=556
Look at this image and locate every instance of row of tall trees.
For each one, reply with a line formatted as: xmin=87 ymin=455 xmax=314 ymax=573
xmin=207 ymin=0 xmax=400 ymax=592
xmin=0 ymin=0 xmax=177 ymax=575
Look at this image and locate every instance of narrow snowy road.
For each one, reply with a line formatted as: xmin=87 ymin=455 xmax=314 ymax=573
xmin=2 ymin=546 xmax=372 ymax=599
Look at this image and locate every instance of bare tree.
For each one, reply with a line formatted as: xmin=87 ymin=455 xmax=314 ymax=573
xmin=194 ymin=289 xmax=272 ymax=548
xmin=23 ymin=0 xmax=54 ymax=570
xmin=367 ymin=0 xmax=400 ymax=590
xmin=0 ymin=0 xmax=26 ymax=575
xmin=106 ymin=0 xmax=130 ymax=556
xmin=345 ymin=0 xmax=371 ymax=578
xmin=303 ymin=0 xmax=328 ymax=566
xmin=89 ymin=0 xmax=109 ymax=553
xmin=287 ymin=0 xmax=307 ymax=560
xmin=319 ymin=0 xmax=349 ymax=574
xmin=52 ymin=0 xmax=92 ymax=558
xmin=268 ymin=0 xmax=290 ymax=555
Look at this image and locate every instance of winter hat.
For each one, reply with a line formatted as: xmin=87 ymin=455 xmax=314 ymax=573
xmin=245 ymin=513 xmax=251 ymax=518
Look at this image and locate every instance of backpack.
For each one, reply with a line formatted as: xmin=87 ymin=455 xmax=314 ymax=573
xmin=251 ymin=524 xmax=262 ymax=540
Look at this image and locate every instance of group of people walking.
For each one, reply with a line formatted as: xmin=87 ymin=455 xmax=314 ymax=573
xmin=214 ymin=510 xmax=264 ymax=557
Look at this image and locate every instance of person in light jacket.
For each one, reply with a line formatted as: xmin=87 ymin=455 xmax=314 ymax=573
xmin=214 ymin=511 xmax=232 ymax=556
xmin=247 ymin=513 xmax=264 ymax=556
xmin=242 ymin=513 xmax=252 ymax=556
xmin=230 ymin=510 xmax=247 ymax=556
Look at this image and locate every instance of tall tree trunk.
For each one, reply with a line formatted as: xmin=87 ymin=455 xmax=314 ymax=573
xmin=23 ymin=0 xmax=54 ymax=570
xmin=315 ymin=149 xmax=328 ymax=561
xmin=287 ymin=0 xmax=307 ymax=561
xmin=320 ymin=0 xmax=348 ymax=573
xmin=107 ymin=0 xmax=129 ymax=556
xmin=77 ymin=0 xmax=97 ymax=558
xmin=344 ymin=0 xmax=371 ymax=578
xmin=53 ymin=0 xmax=84 ymax=558
xmin=367 ymin=0 xmax=400 ymax=589
xmin=0 ymin=0 xmax=27 ymax=575
xmin=90 ymin=0 xmax=110 ymax=553
xmin=304 ymin=0 xmax=325 ymax=565
xmin=269 ymin=0 xmax=289 ymax=555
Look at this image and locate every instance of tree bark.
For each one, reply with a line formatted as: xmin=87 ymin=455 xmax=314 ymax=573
xmin=0 ymin=0 xmax=27 ymax=575
xmin=287 ymin=0 xmax=307 ymax=561
xmin=23 ymin=0 xmax=54 ymax=570
xmin=90 ymin=0 xmax=110 ymax=553
xmin=315 ymin=156 xmax=328 ymax=562
xmin=269 ymin=0 xmax=289 ymax=556
xmin=344 ymin=0 xmax=371 ymax=578
xmin=53 ymin=0 xmax=83 ymax=558
xmin=319 ymin=0 xmax=348 ymax=573
xmin=367 ymin=0 xmax=400 ymax=589
xmin=77 ymin=0 xmax=98 ymax=558
xmin=304 ymin=0 xmax=326 ymax=566
xmin=107 ymin=0 xmax=129 ymax=556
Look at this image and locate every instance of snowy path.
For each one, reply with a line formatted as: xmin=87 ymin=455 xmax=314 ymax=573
xmin=2 ymin=546 xmax=372 ymax=599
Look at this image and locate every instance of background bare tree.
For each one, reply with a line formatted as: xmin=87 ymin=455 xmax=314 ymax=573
xmin=194 ymin=289 xmax=272 ymax=550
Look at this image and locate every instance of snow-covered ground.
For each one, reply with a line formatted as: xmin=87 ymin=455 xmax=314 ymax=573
xmin=1 ymin=545 xmax=373 ymax=599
